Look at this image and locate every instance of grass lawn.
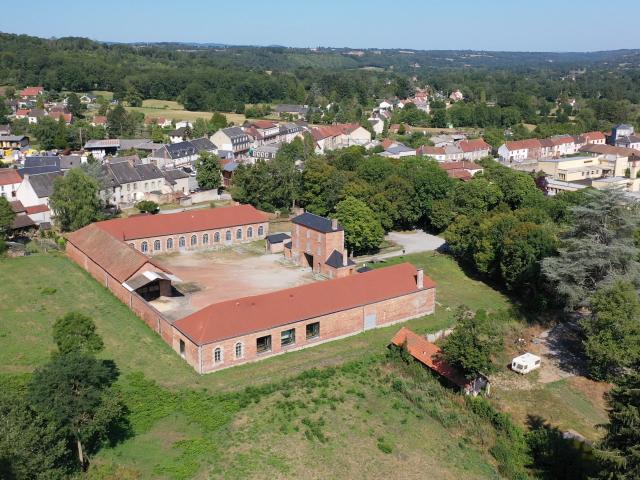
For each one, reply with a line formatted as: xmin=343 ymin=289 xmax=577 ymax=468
xmin=126 ymin=99 xmax=246 ymax=125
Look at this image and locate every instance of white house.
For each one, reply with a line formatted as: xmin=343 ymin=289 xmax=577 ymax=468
xmin=0 ymin=169 xmax=22 ymax=201
xmin=368 ymin=117 xmax=384 ymax=136
xmin=16 ymin=171 xmax=62 ymax=210
xmin=311 ymin=124 xmax=372 ymax=154
xmin=211 ymin=127 xmax=251 ymax=155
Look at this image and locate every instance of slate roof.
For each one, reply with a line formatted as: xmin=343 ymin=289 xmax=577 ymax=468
xmin=107 ymin=162 xmax=164 ymax=185
xmin=325 ymin=250 xmax=356 ymax=269
xmin=292 ymin=212 xmax=342 ymax=233
xmin=266 ymin=233 xmax=291 ymax=244
xmin=161 ymin=141 xmax=197 ymax=160
xmin=190 ymin=137 xmax=216 ymax=152
xmin=11 ymin=215 xmax=36 ymax=230
xmin=59 ymin=155 xmax=83 ymax=170
xmin=0 ymin=135 xmax=27 ymax=143
xmin=275 ymin=104 xmax=309 ymax=115
xmin=24 ymin=156 xmax=60 ymax=169
xmin=27 ymin=171 xmax=63 ymax=198
xmin=18 ymin=165 xmax=61 ymax=176
xmin=163 ymin=169 xmax=190 ymax=185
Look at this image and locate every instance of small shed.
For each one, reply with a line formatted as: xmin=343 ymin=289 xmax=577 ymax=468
xmin=123 ymin=271 xmax=178 ymax=301
xmin=511 ymin=353 xmax=541 ymax=374
xmin=266 ymin=233 xmax=291 ymax=253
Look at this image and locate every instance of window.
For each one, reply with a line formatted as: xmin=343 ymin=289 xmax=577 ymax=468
xmin=179 ymin=339 xmax=185 ymax=358
xmin=214 ymin=232 xmax=220 ymax=242
xmin=247 ymin=226 xmax=253 ymax=238
xmin=141 ymin=241 xmax=148 ymax=253
xmin=179 ymin=236 xmax=186 ymax=248
xmin=154 ymin=240 xmax=161 ymax=251
xmin=214 ymin=347 xmax=222 ymax=363
xmin=167 ymin=238 xmax=173 ymax=249
xmin=235 ymin=342 xmax=243 ymax=359
xmin=203 ymin=233 xmax=209 ymax=245
xmin=225 ymin=230 xmax=231 ymax=241
xmin=191 ymin=235 xmax=197 ymax=246
xmin=256 ymin=335 xmax=272 ymax=354
xmin=258 ymin=225 xmax=264 ymax=236
xmin=236 ymin=228 xmax=242 ymax=240
xmin=144 ymin=182 xmax=148 ymax=190
xmin=306 ymin=322 xmax=320 ymax=340
xmin=281 ymin=328 xmax=296 ymax=347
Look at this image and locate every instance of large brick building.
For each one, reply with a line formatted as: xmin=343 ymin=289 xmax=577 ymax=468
xmin=284 ymin=212 xmax=355 ymax=278
xmin=66 ymin=205 xmax=437 ymax=374
xmin=94 ymin=204 xmax=269 ymax=255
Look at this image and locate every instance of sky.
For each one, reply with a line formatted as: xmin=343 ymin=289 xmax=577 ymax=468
xmin=1 ymin=0 xmax=638 ymax=52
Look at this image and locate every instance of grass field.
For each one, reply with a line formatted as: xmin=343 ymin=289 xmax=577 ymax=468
xmin=0 ymin=251 xmax=608 ymax=478
xmin=125 ymin=98 xmax=246 ymax=125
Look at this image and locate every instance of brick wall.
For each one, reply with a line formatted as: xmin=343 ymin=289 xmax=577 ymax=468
xmin=125 ymin=221 xmax=269 ymax=255
xmin=199 ymin=287 xmax=435 ymax=374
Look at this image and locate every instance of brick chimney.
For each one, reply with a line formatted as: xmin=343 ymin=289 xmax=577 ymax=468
xmin=331 ymin=218 xmax=338 ymax=231
xmin=416 ymin=269 xmax=424 ymax=289
xmin=342 ymin=249 xmax=348 ymax=267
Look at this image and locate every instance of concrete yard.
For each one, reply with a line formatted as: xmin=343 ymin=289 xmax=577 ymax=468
xmin=152 ymin=242 xmax=317 ymax=320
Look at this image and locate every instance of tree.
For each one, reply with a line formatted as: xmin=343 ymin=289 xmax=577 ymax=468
xmin=0 ymin=96 xmax=11 ymax=124
xmin=595 ymin=370 xmax=640 ymax=479
xmin=452 ymin=177 xmax=503 ymax=217
xmin=195 ymin=152 xmax=222 ymax=191
xmin=50 ymin=169 xmax=101 ymax=232
xmin=0 ymin=196 xmax=16 ymax=238
xmin=333 ymin=196 xmax=384 ymax=255
xmin=27 ymin=352 xmax=124 ymax=470
xmin=66 ymin=93 xmax=84 ymax=118
xmin=210 ymin=112 xmax=228 ymax=131
xmin=106 ymin=104 xmax=130 ymax=138
xmin=542 ymin=189 xmax=640 ymax=310
xmin=52 ymin=312 xmax=105 ymax=356
xmin=134 ymin=200 xmax=159 ymax=214
xmin=442 ymin=307 xmax=504 ymax=378
xmin=181 ymin=82 xmax=208 ymax=111
xmin=581 ymin=283 xmax=640 ymax=380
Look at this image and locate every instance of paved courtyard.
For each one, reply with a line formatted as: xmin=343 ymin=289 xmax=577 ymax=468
xmin=150 ymin=243 xmax=317 ymax=320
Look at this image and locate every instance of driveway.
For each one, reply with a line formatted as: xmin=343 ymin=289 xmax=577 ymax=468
xmin=357 ymin=230 xmax=445 ymax=263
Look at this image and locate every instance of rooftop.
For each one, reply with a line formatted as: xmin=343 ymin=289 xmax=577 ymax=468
xmin=174 ymin=263 xmax=433 ymax=345
xmin=292 ymin=212 xmax=342 ymax=233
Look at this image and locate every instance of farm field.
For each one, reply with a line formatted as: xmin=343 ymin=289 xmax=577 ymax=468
xmin=0 ymin=251 xmax=609 ymax=478
xmin=127 ymin=98 xmax=246 ymax=125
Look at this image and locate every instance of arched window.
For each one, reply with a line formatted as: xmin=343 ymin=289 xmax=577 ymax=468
xmin=236 ymin=228 xmax=242 ymax=240
xmin=258 ymin=225 xmax=264 ymax=236
xmin=154 ymin=240 xmax=161 ymax=251
xmin=167 ymin=238 xmax=173 ymax=249
xmin=179 ymin=237 xmax=186 ymax=248
xmin=141 ymin=241 xmax=148 ymax=253
xmin=214 ymin=347 xmax=222 ymax=363
xmin=214 ymin=232 xmax=220 ymax=243
xmin=225 ymin=230 xmax=231 ymax=241
xmin=247 ymin=226 xmax=253 ymax=238
xmin=235 ymin=342 xmax=243 ymax=359
xmin=191 ymin=235 xmax=197 ymax=246
xmin=203 ymin=233 xmax=209 ymax=245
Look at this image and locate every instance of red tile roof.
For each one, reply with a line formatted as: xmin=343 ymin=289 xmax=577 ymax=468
xmin=550 ymin=136 xmax=574 ymax=146
xmin=390 ymin=327 xmax=470 ymax=388
xmin=457 ymin=138 xmax=491 ymax=153
xmin=92 ymin=116 xmax=107 ymax=125
xmin=20 ymin=86 xmax=43 ymax=97
xmin=0 ymin=169 xmax=22 ymax=186
xmin=95 ymin=205 xmax=269 ymax=241
xmin=248 ymin=120 xmax=278 ymax=129
xmin=583 ymin=131 xmax=606 ymax=142
xmin=505 ymin=139 xmax=542 ymax=151
xmin=25 ymin=204 xmax=50 ymax=214
xmin=417 ymin=145 xmax=445 ymax=156
xmin=66 ymin=224 xmax=169 ymax=283
xmin=48 ymin=112 xmax=72 ymax=123
xmin=438 ymin=161 xmax=482 ymax=171
xmin=579 ymin=144 xmax=640 ymax=157
xmin=15 ymin=109 xmax=29 ymax=116
xmin=312 ymin=123 xmax=362 ymax=141
xmin=175 ymin=263 xmax=435 ymax=345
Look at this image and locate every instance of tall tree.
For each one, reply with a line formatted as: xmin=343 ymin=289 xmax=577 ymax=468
xmin=50 ymin=169 xmax=101 ymax=231
xmin=333 ymin=196 xmax=384 ymax=255
xmin=542 ymin=189 xmax=640 ymax=310
xmin=442 ymin=307 xmax=504 ymax=378
xmin=195 ymin=152 xmax=222 ymax=191
xmin=595 ymin=370 xmax=640 ymax=479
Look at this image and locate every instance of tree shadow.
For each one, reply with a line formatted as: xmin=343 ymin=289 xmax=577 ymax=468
xmin=526 ymin=414 xmax=600 ymax=480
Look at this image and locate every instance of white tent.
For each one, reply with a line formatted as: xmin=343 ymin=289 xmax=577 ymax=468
xmin=511 ymin=353 xmax=541 ymax=374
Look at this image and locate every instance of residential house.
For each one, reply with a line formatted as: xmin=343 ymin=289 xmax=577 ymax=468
xmin=16 ymin=171 xmax=62 ymax=219
xmin=175 ymin=121 xmax=193 ymax=129
xmin=274 ymin=104 xmax=309 ymax=119
xmin=27 ymin=109 xmax=46 ymax=124
xmin=449 ymin=90 xmax=464 ymax=102
xmin=368 ymin=117 xmax=384 ymax=135
xmin=311 ymin=124 xmax=371 ymax=154
xmin=48 ymin=111 xmax=73 ymax=124
xmin=101 ymin=159 xmax=166 ymax=206
xmin=251 ymin=144 xmax=281 ymax=161
xmin=221 ymin=160 xmax=239 ymax=188
xmin=91 ymin=116 xmax=107 ymax=127
xmin=438 ymin=161 xmax=484 ymax=181
xmin=380 ymin=141 xmax=416 ymax=159
xmin=211 ymin=127 xmax=251 ymax=156
xmin=169 ymin=127 xmax=190 ymax=144
xmin=417 ymin=145 xmax=446 ymax=162
xmin=0 ymin=168 xmax=22 ymax=200
xmin=162 ymin=169 xmax=190 ymax=196
xmin=244 ymin=120 xmax=280 ymax=146
xmin=498 ymin=139 xmax=542 ymax=164
xmin=148 ymin=137 xmax=216 ymax=169
xmin=0 ymin=135 xmax=29 ymax=150
xmin=84 ymin=139 xmax=161 ymax=160
xmin=146 ymin=117 xmax=172 ymax=128
xmin=19 ymin=86 xmax=44 ymax=100
xmin=609 ymin=124 xmax=640 ymax=150
xmin=14 ymin=109 xmax=29 ymax=120
xmin=457 ymin=138 xmax=491 ymax=161
xmin=278 ymin=122 xmax=306 ymax=143
xmin=60 ymin=155 xmax=83 ymax=170
xmin=0 ymin=125 xmax=11 ymax=135
xmin=79 ymin=94 xmax=97 ymax=104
